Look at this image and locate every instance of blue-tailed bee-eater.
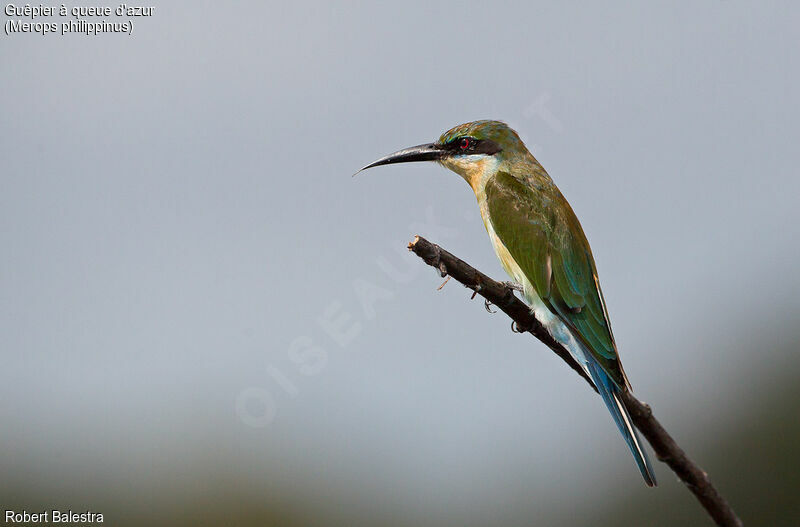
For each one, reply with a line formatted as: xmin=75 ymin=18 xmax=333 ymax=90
xmin=358 ymin=120 xmax=657 ymax=486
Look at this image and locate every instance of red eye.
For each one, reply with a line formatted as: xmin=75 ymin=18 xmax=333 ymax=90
xmin=459 ymin=138 xmax=471 ymax=150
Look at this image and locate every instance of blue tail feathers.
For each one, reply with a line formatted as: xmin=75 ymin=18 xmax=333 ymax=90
xmin=586 ymin=359 xmax=657 ymax=486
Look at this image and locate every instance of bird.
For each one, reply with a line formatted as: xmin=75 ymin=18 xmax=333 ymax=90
xmin=357 ymin=120 xmax=657 ymax=486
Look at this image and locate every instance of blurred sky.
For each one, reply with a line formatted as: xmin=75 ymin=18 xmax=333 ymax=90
xmin=1 ymin=2 xmax=799 ymax=525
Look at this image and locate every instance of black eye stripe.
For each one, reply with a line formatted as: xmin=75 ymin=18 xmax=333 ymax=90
xmin=444 ymin=137 xmax=502 ymax=155
xmin=474 ymin=139 xmax=502 ymax=155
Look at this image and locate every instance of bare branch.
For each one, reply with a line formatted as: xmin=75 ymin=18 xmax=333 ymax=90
xmin=407 ymin=235 xmax=597 ymax=391
xmin=408 ymin=235 xmax=742 ymax=527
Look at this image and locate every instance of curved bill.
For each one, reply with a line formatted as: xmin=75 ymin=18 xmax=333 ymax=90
xmin=354 ymin=143 xmax=446 ymax=176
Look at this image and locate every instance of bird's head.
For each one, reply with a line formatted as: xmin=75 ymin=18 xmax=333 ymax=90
xmin=357 ymin=120 xmax=531 ymax=187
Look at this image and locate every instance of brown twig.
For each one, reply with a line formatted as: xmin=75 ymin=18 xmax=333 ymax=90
xmin=408 ymin=235 xmax=742 ymax=527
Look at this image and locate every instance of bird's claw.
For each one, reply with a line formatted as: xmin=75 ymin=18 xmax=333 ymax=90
xmin=503 ymin=281 xmax=524 ymax=293
xmin=510 ymin=320 xmax=530 ymax=333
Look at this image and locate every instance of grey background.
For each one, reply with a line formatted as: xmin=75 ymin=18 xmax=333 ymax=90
xmin=2 ymin=2 xmax=799 ymax=525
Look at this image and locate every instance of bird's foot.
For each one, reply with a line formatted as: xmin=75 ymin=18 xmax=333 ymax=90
xmin=503 ymin=281 xmax=524 ymax=293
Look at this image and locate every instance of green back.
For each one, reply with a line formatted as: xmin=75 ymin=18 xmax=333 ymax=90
xmin=485 ymin=171 xmax=628 ymax=389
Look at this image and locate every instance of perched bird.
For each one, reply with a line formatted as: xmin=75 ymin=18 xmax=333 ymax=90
xmin=357 ymin=120 xmax=657 ymax=486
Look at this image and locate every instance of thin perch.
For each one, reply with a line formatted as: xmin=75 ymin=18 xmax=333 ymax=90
xmin=407 ymin=235 xmax=742 ymax=527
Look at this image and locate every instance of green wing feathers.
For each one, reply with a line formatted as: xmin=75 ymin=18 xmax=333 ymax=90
xmin=485 ymin=172 xmax=628 ymax=389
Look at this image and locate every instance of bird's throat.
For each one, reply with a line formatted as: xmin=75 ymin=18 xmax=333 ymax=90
xmin=440 ymin=155 xmax=499 ymax=194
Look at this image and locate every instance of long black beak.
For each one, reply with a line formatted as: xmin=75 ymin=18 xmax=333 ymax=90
xmin=354 ymin=143 xmax=446 ymax=176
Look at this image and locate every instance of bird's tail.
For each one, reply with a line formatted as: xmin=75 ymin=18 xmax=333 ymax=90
xmin=586 ymin=358 xmax=657 ymax=486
